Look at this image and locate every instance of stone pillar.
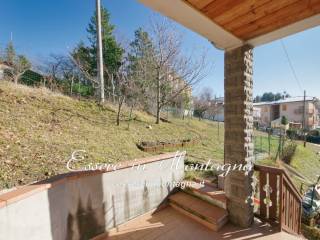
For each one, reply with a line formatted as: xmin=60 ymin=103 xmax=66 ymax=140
xmin=224 ymin=45 xmax=254 ymax=228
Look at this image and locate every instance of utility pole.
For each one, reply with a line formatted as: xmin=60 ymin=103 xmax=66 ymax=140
xmin=96 ymin=0 xmax=105 ymax=104
xmin=303 ymin=90 xmax=307 ymax=147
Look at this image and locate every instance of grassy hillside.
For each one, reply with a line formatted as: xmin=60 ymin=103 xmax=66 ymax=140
xmin=290 ymin=144 xmax=320 ymax=187
xmin=1 ymin=81 xmax=318 ymax=191
xmin=0 ymin=81 xmax=224 ymax=189
xmin=256 ymin=135 xmax=320 ymax=188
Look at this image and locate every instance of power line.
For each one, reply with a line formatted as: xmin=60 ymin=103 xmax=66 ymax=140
xmin=280 ymin=39 xmax=303 ymax=93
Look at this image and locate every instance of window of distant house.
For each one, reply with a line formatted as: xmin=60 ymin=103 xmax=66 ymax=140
xmin=282 ymin=104 xmax=287 ymax=111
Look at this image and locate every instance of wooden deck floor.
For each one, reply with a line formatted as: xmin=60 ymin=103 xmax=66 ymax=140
xmin=93 ymin=206 xmax=301 ymax=240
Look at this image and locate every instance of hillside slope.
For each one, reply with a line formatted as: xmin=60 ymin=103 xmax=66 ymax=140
xmin=0 ymin=81 xmax=224 ymax=189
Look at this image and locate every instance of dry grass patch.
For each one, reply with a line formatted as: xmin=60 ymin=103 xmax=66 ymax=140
xmin=0 ymin=81 xmax=224 ymax=189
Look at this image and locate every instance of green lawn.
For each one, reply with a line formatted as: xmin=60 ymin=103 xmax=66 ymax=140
xmin=253 ymin=133 xmax=280 ymax=158
xmin=256 ymin=138 xmax=320 ymax=189
xmin=290 ymin=143 xmax=320 ymax=188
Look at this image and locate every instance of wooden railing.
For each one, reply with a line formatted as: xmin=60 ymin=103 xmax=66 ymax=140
xmin=254 ymin=165 xmax=302 ymax=236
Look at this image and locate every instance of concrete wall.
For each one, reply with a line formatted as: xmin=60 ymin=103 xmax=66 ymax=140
xmin=0 ymin=152 xmax=185 ymax=240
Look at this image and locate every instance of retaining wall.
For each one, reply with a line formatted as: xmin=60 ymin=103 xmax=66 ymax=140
xmin=0 ymin=152 xmax=185 ymax=240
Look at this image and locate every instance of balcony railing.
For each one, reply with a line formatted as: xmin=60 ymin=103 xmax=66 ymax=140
xmin=254 ymin=165 xmax=302 ymax=236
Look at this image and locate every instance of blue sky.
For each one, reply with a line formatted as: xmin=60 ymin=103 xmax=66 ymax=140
xmin=0 ymin=0 xmax=319 ymax=98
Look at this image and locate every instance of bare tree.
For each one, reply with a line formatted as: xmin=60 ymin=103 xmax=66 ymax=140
xmin=0 ymin=42 xmax=31 ymax=84
xmin=193 ymin=87 xmax=213 ymax=120
xmin=6 ymin=55 xmax=31 ymax=84
xmin=206 ymin=97 xmax=224 ymax=121
xmin=149 ymin=17 xmax=209 ymax=124
xmin=108 ymin=57 xmax=139 ymax=126
xmin=59 ymin=57 xmax=78 ymax=95
xmin=40 ymin=54 xmax=66 ymax=90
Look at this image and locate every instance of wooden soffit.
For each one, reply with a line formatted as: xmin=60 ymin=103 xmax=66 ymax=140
xmin=139 ymin=0 xmax=320 ymax=50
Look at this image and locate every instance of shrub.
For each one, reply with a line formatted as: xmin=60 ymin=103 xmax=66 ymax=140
xmin=286 ymin=129 xmax=298 ymax=139
xmin=302 ymin=224 xmax=320 ymax=240
xmin=282 ymin=141 xmax=297 ymax=164
xmin=72 ymin=83 xmax=94 ymax=97
xmin=281 ymin=116 xmax=288 ymax=125
xmin=19 ymin=70 xmax=44 ymax=86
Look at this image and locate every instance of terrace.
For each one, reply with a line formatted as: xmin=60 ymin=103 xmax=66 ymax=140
xmin=93 ymin=207 xmax=298 ymax=240
xmin=1 ymin=0 xmax=320 ymax=239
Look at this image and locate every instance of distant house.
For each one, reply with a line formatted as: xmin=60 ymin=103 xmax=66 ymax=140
xmin=204 ymin=98 xmax=261 ymax=123
xmin=253 ymin=97 xmax=320 ymax=130
xmin=253 ymin=107 xmax=261 ymax=127
xmin=201 ymin=97 xmax=224 ymax=121
xmin=169 ymin=73 xmax=193 ymax=117
xmin=211 ymin=97 xmax=224 ymax=122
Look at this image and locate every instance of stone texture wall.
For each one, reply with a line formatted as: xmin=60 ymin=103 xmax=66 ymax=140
xmin=224 ymin=45 xmax=254 ymax=228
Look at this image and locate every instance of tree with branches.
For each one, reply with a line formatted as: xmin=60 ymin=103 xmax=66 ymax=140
xmin=128 ymin=28 xmax=157 ymax=112
xmin=2 ymin=42 xmax=31 ymax=84
xmin=193 ymin=87 xmax=213 ymax=120
xmin=148 ymin=17 xmax=209 ymax=124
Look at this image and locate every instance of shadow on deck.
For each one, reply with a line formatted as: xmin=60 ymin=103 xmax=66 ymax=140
xmin=93 ymin=206 xmax=300 ymax=240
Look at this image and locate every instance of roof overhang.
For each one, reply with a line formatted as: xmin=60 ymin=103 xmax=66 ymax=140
xmin=139 ymin=0 xmax=320 ymax=51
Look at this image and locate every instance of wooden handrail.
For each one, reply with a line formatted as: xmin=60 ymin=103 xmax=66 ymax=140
xmin=254 ymin=164 xmax=283 ymax=174
xmin=254 ymin=164 xmax=302 ymax=235
xmin=254 ymin=164 xmax=302 ymax=200
xmin=282 ymin=173 xmax=302 ymax=201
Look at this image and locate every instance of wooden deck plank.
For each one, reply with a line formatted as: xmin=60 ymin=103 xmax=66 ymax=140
xmin=94 ymin=206 xmax=300 ymax=240
xmin=169 ymin=192 xmax=228 ymax=224
xmin=181 ymin=180 xmax=227 ymax=206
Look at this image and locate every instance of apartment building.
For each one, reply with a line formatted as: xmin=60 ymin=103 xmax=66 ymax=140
xmin=254 ymin=97 xmax=319 ymax=130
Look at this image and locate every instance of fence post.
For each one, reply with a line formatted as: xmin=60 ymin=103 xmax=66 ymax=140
xmin=281 ymin=130 xmax=285 ymax=157
xmin=218 ymin=121 xmax=220 ymax=142
xmin=254 ymin=136 xmax=257 ymax=160
xmin=268 ymin=132 xmax=271 ymax=157
xmin=275 ymin=134 xmax=282 ymax=160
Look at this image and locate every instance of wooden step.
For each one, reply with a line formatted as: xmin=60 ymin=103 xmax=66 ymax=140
xmin=169 ymin=192 xmax=228 ymax=231
xmin=180 ymin=180 xmax=227 ymax=209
